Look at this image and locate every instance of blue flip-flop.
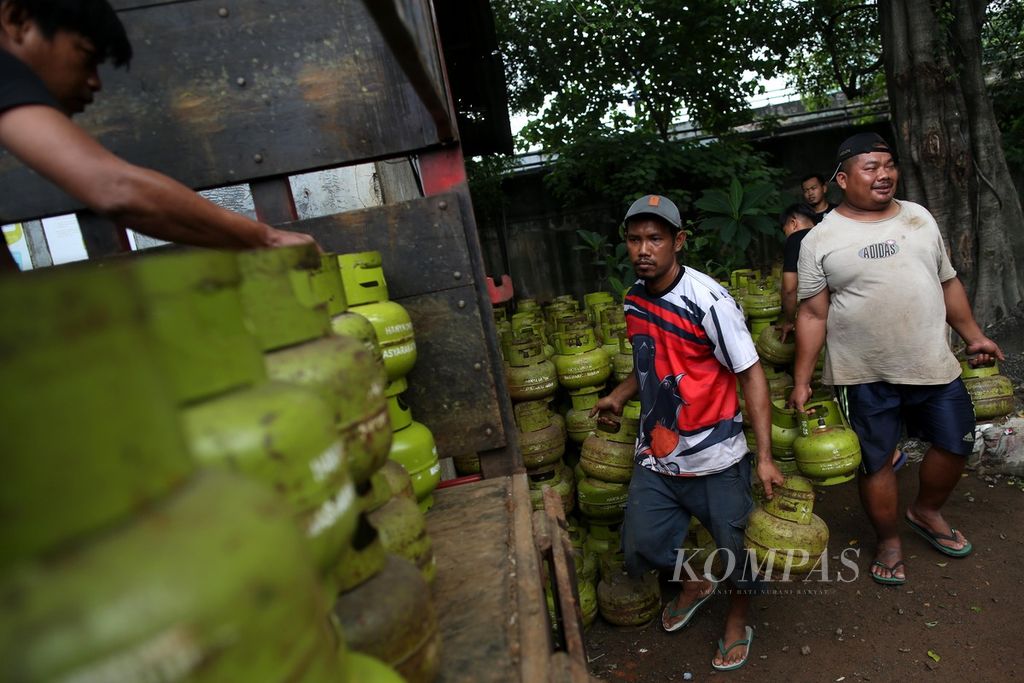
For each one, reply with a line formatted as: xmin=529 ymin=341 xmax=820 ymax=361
xmin=712 ymin=625 xmax=754 ymax=671
xmin=893 ymin=450 xmax=908 ymax=472
xmin=661 ymin=580 xmax=718 ymax=632
xmin=905 ymin=515 xmax=973 ymax=557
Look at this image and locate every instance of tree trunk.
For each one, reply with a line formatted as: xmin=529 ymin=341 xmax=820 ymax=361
xmin=879 ymin=0 xmax=1024 ymax=326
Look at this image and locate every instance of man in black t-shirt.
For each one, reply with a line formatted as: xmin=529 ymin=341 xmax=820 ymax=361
xmin=800 ymin=173 xmax=838 ymax=223
xmin=778 ymin=203 xmax=817 ymax=342
xmin=0 ymin=0 xmax=316 ymax=271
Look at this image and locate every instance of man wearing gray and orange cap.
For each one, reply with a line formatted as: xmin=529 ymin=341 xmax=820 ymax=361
xmin=789 ymin=132 xmax=1003 ymax=586
xmin=593 ymin=193 xmax=783 ymax=671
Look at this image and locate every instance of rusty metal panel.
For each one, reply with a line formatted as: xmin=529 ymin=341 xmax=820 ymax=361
xmin=0 ymin=0 xmax=450 ymax=222
xmin=279 ymin=193 xmax=474 ymax=300
xmin=402 ymin=286 xmax=505 ymax=457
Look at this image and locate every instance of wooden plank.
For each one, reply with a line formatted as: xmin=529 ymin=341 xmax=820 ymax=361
xmin=363 ymin=0 xmax=454 ymax=141
xmin=513 ymin=475 xmax=554 ymax=683
xmin=250 ymin=177 xmax=298 ymax=224
xmin=76 ymin=212 xmax=128 ymax=258
xmin=0 ymin=0 xmax=445 ymax=222
xmin=427 ymin=475 xmax=553 ymax=683
xmin=402 ymin=286 xmax=506 ymax=457
xmin=543 ymin=489 xmax=587 ymax=667
xmin=277 ymin=193 xmax=473 ymax=300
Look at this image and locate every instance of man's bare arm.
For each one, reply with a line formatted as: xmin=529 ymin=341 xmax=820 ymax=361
xmin=0 ymin=105 xmax=315 ymax=249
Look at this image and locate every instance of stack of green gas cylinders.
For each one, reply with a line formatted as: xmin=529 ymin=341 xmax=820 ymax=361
xmin=336 ymin=251 xmax=441 ymax=514
xmin=725 ymin=267 xmax=861 ymax=490
xmin=0 ymin=253 xmax=412 ymax=682
xmin=237 ymin=246 xmax=440 ymax=682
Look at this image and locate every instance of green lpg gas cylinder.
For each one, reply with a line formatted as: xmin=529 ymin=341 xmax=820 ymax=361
xmin=315 ymin=253 xmax=386 ymax=368
xmin=528 ymin=463 xmax=576 ymax=516
xmin=960 ymin=360 xmax=1015 ymax=420
xmin=585 ymin=520 xmax=621 ymax=559
xmin=184 ymin=382 xmax=357 ymax=583
xmin=584 ymin=290 xmax=616 ymax=324
xmin=377 ymin=459 xmax=417 ymax=503
xmin=453 ymin=451 xmax=482 ymax=476
xmin=238 ymin=246 xmax=391 ymax=485
xmin=745 ymin=475 xmax=828 ymax=575
xmin=336 ymin=513 xmax=388 ymax=593
xmin=598 ymin=307 xmax=626 ymax=356
xmin=546 ymin=577 xmax=598 ymax=630
xmin=337 ymin=251 xmax=417 ymax=383
xmin=518 ymin=298 xmax=541 ymax=314
xmin=764 ymin=366 xmax=793 ymax=401
xmin=793 ymin=413 xmax=861 ymax=486
xmin=577 ymin=477 xmax=629 ymax=521
xmin=750 ymin=317 xmax=772 ymax=339
xmin=0 ymin=472 xmax=344 ymax=683
xmin=365 ymin=468 xmax=437 ymax=584
xmin=579 ymin=403 xmax=639 ymax=484
xmin=613 ymin=333 xmax=634 ymax=383
xmin=569 ymin=523 xmax=599 ymax=584
xmin=0 ymin=266 xmax=194 ymax=571
xmin=801 ymin=391 xmax=844 ymax=427
xmin=506 ymin=334 xmax=558 ymax=402
xmin=346 ymin=653 xmax=408 ymax=683
xmin=553 ymin=323 xmax=611 ymax=390
xmin=544 ymin=300 xmax=577 ymax=338
xmin=566 ymin=387 xmax=601 ymax=444
xmin=387 ymin=379 xmax=441 ymax=512
xmin=132 ymin=249 xmax=359 ymax=584
xmin=596 ymin=553 xmax=661 ymax=627
xmin=516 ymin=400 xmax=567 ymax=470
xmin=333 ymin=556 xmax=441 ymax=683
xmin=744 ymin=279 xmax=782 ymax=320
xmin=770 ymin=399 xmax=800 ymax=460
xmin=755 ymin=324 xmax=796 ymax=365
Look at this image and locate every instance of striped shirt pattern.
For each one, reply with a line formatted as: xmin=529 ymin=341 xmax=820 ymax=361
xmin=624 ymin=267 xmax=758 ymax=476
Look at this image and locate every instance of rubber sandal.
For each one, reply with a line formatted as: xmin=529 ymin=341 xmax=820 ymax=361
xmin=661 ymin=580 xmax=718 ymax=633
xmin=870 ymin=559 xmax=907 ymax=585
xmin=905 ymin=515 xmax=973 ymax=558
xmin=712 ymin=625 xmax=754 ymax=672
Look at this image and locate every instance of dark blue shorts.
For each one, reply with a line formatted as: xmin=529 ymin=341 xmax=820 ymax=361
xmin=621 ymin=458 xmax=757 ymax=591
xmin=835 ymin=378 xmax=975 ymax=476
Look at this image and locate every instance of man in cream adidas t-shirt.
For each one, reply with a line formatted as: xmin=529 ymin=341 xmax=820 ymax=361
xmin=790 ymin=133 xmax=1003 ymax=586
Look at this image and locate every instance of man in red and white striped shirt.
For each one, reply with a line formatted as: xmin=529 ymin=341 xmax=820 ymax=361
xmin=594 ymin=194 xmax=783 ymax=672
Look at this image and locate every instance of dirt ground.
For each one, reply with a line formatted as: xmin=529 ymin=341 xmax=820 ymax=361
xmin=584 ymin=315 xmax=1024 ymax=682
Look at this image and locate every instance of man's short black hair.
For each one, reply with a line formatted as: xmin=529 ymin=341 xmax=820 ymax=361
xmin=7 ymin=0 xmax=132 ymax=66
xmin=779 ymin=203 xmax=817 ymax=228
xmin=801 ymin=173 xmax=827 ymax=186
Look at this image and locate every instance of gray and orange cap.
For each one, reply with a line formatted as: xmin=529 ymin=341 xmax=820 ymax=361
xmin=624 ymin=194 xmax=682 ymax=230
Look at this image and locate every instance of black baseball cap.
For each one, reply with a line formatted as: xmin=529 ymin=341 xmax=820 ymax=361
xmin=835 ymin=132 xmax=897 ymax=164
xmin=624 ymin=194 xmax=682 ymax=230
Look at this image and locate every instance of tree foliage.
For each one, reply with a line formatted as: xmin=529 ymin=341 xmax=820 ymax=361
xmin=785 ymin=1 xmax=886 ymax=108
xmin=492 ymin=0 xmax=796 ymax=148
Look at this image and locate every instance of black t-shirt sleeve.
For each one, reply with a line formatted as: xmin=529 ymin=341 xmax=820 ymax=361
xmin=782 ymin=229 xmax=811 ymax=273
xmin=0 ymin=50 xmax=59 ymax=114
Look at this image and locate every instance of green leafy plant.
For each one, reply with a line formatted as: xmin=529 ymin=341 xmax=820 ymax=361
xmin=694 ymin=177 xmax=782 ymax=273
xmin=574 ymin=227 xmax=633 ymax=299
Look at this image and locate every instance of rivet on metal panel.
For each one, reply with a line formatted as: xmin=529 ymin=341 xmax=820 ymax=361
xmin=253 ymin=154 xmax=263 ymax=164
xmin=218 ymin=7 xmax=229 ymax=17
xmin=457 ymin=300 xmax=466 ymax=309
xmin=453 ymin=271 xmax=462 ymax=280
xmin=484 ymin=427 xmax=494 ymax=436
xmin=236 ymin=77 xmax=246 ymax=87
xmin=473 ymin=362 xmax=482 ymax=371
xmin=438 ymin=200 xmax=448 ymax=210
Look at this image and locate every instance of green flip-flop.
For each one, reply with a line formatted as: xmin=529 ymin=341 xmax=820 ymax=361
xmin=661 ymin=581 xmax=718 ymax=633
xmin=870 ymin=559 xmax=907 ymax=585
xmin=712 ymin=625 xmax=754 ymax=671
xmin=905 ymin=515 xmax=973 ymax=558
